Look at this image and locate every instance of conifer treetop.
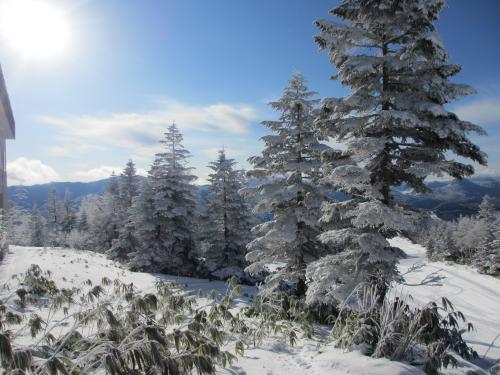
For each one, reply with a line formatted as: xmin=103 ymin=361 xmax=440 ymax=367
xmin=315 ymin=0 xmax=487 ymax=201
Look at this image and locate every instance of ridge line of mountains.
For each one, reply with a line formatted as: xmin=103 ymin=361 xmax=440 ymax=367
xmin=7 ymin=175 xmax=500 ymax=220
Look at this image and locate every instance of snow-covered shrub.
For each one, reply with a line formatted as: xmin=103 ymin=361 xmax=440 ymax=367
xmin=0 ymin=265 xmax=318 ymax=374
xmin=66 ymin=228 xmax=92 ymax=250
xmin=242 ymin=291 xmax=313 ymax=347
xmin=331 ymin=286 xmax=477 ymax=375
xmin=0 ymin=266 xmax=249 ymax=374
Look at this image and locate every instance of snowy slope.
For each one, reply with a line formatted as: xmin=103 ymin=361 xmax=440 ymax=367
xmin=390 ymin=237 xmax=500 ymax=368
xmin=1 ymin=243 xmax=498 ymax=374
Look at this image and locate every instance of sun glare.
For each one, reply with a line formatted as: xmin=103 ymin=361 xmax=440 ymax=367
xmin=0 ymin=0 xmax=71 ymax=59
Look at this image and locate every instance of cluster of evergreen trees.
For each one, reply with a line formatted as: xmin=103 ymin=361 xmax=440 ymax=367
xmin=5 ymin=189 xmax=76 ymax=248
xmin=4 ymin=0 xmax=496 ymax=308
xmin=418 ymin=196 xmax=500 ymax=276
xmin=6 ymin=124 xmax=254 ymax=280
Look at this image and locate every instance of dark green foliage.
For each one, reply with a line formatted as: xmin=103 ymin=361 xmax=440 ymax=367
xmin=28 ymin=314 xmax=44 ymax=338
xmin=0 ymin=333 xmax=13 ymax=367
xmin=242 ymin=292 xmax=314 ymax=347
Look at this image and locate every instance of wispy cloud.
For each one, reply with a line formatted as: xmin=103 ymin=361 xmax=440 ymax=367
xmin=69 ymin=165 xmax=122 ymax=182
xmin=7 ymin=157 xmax=60 ymax=186
xmin=68 ymin=165 xmax=149 ymax=182
xmin=454 ymin=98 xmax=500 ymax=126
xmin=40 ymin=100 xmax=259 ymax=158
xmin=7 ymin=159 xmax=148 ymax=186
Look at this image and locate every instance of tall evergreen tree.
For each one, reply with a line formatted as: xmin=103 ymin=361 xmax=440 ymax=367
xmin=477 ymin=195 xmax=497 ymax=222
xmin=107 ymin=160 xmax=140 ymax=262
xmin=103 ymin=172 xmax=122 ymax=247
xmin=308 ymin=0 xmax=487 ymax=306
xmin=201 ymin=149 xmax=253 ymax=280
xmin=120 ymin=159 xmax=139 ymax=207
xmin=475 ymin=195 xmax=500 ymax=275
xmin=129 ymin=123 xmax=198 ymax=274
xmin=127 ymin=181 xmax=160 ymax=270
xmin=4 ymin=204 xmax=29 ymax=246
xmin=245 ymin=73 xmax=331 ymax=295
xmin=29 ymin=204 xmax=46 ymax=247
xmin=0 ymin=209 xmax=7 ymax=259
xmin=45 ymin=189 xmax=60 ymax=246
xmin=59 ymin=189 xmax=76 ymax=245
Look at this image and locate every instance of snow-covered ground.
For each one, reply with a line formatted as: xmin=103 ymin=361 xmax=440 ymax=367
xmin=1 ymin=241 xmax=498 ymax=374
xmin=391 ymin=237 xmax=500 ymax=368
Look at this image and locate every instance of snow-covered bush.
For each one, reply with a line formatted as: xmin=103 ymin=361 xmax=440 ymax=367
xmin=242 ymin=292 xmax=314 ymax=346
xmin=0 ymin=264 xmax=318 ymax=374
xmin=0 ymin=266 xmax=245 ymax=374
xmin=331 ymin=285 xmax=477 ymax=375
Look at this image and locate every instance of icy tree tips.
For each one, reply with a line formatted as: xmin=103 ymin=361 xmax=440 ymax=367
xmin=245 ymin=73 xmax=331 ymax=295
xmin=315 ymin=0 xmax=487 ymax=202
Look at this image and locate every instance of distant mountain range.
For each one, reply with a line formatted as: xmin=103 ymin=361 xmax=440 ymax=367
xmin=7 ymin=176 xmax=500 ymax=220
xmin=393 ymin=176 xmax=500 ymax=219
xmin=7 ymin=179 xmax=112 ymax=209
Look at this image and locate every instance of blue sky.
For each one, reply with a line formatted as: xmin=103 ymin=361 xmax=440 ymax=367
xmin=2 ymin=0 xmax=500 ymax=185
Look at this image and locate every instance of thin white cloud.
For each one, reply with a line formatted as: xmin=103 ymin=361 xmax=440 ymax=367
xmin=47 ymin=144 xmax=105 ymax=157
xmin=472 ymin=164 xmax=500 ymax=178
xmin=48 ymin=146 xmax=72 ymax=157
xmin=69 ymin=165 xmax=122 ymax=182
xmin=40 ymin=100 xmax=259 ymax=157
xmin=454 ymin=98 xmax=500 ymax=126
xmin=7 ymin=157 xmax=60 ymax=186
xmin=68 ymin=165 xmax=149 ymax=182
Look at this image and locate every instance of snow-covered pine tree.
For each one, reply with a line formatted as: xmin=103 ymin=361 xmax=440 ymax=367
xmin=308 ymin=0 xmax=487 ymax=307
xmin=0 ymin=209 xmax=7 ymax=260
xmin=77 ymin=209 xmax=89 ymax=233
xmin=127 ymin=181 xmax=162 ymax=270
xmin=107 ymin=160 xmax=141 ymax=262
xmin=66 ymin=195 xmax=97 ymax=250
xmin=106 ymin=172 xmax=122 ymax=242
xmin=29 ymin=204 xmax=46 ymax=247
xmin=201 ymin=149 xmax=253 ymax=280
xmin=4 ymin=204 xmax=30 ymax=246
xmin=245 ymin=73 xmax=331 ymax=295
xmin=475 ymin=195 xmax=500 ymax=275
xmin=45 ymin=189 xmax=60 ymax=246
xmin=129 ymin=123 xmax=198 ymax=275
xmin=59 ymin=189 xmax=76 ymax=246
xmin=78 ymin=187 xmax=120 ymax=252
xmin=477 ymin=195 xmax=497 ymax=222
xmin=120 ymin=159 xmax=139 ymax=208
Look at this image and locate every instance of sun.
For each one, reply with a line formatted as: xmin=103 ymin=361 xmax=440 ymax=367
xmin=0 ymin=0 xmax=71 ymax=59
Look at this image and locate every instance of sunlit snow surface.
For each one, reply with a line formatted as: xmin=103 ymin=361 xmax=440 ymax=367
xmin=391 ymin=237 xmax=500 ymax=369
xmin=1 ymin=242 xmax=498 ymax=374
